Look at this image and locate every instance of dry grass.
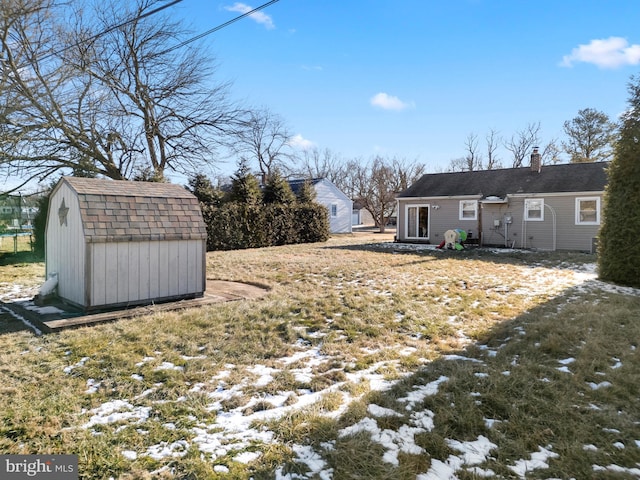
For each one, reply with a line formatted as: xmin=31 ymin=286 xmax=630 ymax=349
xmin=0 ymin=233 xmax=639 ymax=479
xmin=0 ymin=233 xmax=33 ymax=255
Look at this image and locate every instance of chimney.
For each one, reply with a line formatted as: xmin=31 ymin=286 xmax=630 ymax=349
xmin=530 ymin=147 xmax=541 ymax=173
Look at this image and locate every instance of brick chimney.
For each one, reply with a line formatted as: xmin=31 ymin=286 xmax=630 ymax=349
xmin=530 ymin=147 xmax=541 ymax=173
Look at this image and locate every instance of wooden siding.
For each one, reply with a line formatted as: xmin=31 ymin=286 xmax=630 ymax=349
xmin=88 ymin=239 xmax=205 ymax=308
xmin=314 ymin=179 xmax=353 ymax=234
xmin=46 ymin=182 xmax=86 ymax=306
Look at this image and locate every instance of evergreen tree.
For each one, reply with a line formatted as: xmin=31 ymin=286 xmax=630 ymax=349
xmin=32 ymin=186 xmax=54 ymax=257
xmin=263 ymin=170 xmax=296 ymax=205
xmin=598 ymin=76 xmax=640 ymax=287
xmin=188 ymin=174 xmax=223 ymax=207
xmin=229 ymin=160 xmax=262 ymax=204
xmin=296 ymin=180 xmax=317 ymax=204
xmin=562 ymin=108 xmax=617 ymax=163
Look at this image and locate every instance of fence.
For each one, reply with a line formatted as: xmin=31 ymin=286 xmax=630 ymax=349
xmin=0 ymin=231 xmax=34 ymax=254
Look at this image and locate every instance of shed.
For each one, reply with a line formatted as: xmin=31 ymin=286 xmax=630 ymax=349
xmin=45 ymin=177 xmax=207 ymax=311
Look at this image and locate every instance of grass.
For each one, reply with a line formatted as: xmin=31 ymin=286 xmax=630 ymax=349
xmin=0 ymin=234 xmax=639 ymax=479
xmin=0 ymin=232 xmax=34 ymax=256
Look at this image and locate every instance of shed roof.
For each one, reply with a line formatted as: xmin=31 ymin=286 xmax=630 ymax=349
xmin=58 ymin=177 xmax=207 ymax=243
xmin=397 ymin=162 xmax=609 ymax=199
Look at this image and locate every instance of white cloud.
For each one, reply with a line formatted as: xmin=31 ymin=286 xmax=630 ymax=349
xmin=288 ymin=134 xmax=315 ymax=151
xmin=561 ymin=37 xmax=640 ymax=69
xmin=370 ymin=92 xmax=414 ymax=111
xmin=224 ymin=3 xmax=275 ymax=30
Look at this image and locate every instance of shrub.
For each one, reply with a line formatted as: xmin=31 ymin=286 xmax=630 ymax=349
xmin=598 ymin=75 xmax=640 ymax=287
xmin=202 ymin=202 xmax=329 ymax=251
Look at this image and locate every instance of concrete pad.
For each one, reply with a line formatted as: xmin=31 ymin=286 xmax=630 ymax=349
xmin=1 ymin=280 xmax=269 ymax=333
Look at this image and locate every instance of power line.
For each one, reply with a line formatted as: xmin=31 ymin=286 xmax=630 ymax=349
xmin=38 ymin=0 xmax=184 ymax=63
xmin=158 ymin=0 xmax=281 ymax=56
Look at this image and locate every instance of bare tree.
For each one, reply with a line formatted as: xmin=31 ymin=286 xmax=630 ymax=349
xmin=447 ymin=133 xmax=483 ymax=172
xmin=0 ymin=0 xmax=245 ymax=191
xmin=392 ymin=157 xmax=425 ymax=191
xmin=485 ymin=129 xmax=502 ymax=170
xmin=297 ymin=147 xmax=343 ymax=184
xmin=349 ymin=156 xmax=424 ymax=233
xmin=229 ymin=107 xmax=295 ymax=181
xmin=540 ymin=138 xmax=562 ymax=164
xmin=0 ymin=0 xmax=101 ymax=189
xmin=504 ymin=122 xmax=541 ymax=168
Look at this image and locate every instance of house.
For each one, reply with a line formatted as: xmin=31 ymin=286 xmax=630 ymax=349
xmin=45 ymin=177 xmax=207 ymax=311
xmin=289 ymin=178 xmax=353 ymax=234
xmin=395 ymin=151 xmax=608 ymax=252
xmin=352 ymin=199 xmax=375 ymax=227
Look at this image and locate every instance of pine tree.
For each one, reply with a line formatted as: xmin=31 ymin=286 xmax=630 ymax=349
xmin=229 ymin=160 xmax=262 ymax=205
xmin=598 ymin=76 xmax=640 ymax=287
xmin=296 ymin=180 xmax=317 ymax=204
xmin=263 ymin=170 xmax=296 ymax=205
xmin=187 ymin=174 xmax=223 ymax=206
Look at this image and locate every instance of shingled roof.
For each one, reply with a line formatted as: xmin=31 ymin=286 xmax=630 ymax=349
xmin=60 ymin=177 xmax=207 ymax=243
xmin=397 ymin=162 xmax=609 ymax=199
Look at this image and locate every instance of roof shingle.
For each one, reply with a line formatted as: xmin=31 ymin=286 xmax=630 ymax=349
xmin=62 ymin=177 xmax=207 ymax=243
xmin=397 ymin=162 xmax=609 ymax=199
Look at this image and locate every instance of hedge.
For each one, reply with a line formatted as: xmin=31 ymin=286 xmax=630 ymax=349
xmin=201 ymin=202 xmax=329 ymax=251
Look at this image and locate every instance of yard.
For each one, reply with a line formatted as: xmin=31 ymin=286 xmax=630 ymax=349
xmin=1 ymin=233 xmax=639 ymax=479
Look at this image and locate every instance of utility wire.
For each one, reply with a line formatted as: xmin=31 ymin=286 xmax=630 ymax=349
xmin=158 ymin=0 xmax=280 ymax=56
xmin=37 ymin=0 xmax=184 ymax=63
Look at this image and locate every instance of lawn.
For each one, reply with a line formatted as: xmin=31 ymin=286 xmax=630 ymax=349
xmin=1 ymin=233 xmax=639 ymax=479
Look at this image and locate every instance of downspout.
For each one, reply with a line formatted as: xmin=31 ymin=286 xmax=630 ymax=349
xmin=504 ymin=219 xmax=508 ymax=248
xmin=545 ymin=203 xmax=557 ymax=251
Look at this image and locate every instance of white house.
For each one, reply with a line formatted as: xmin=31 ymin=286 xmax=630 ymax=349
xmin=289 ymin=178 xmax=353 ymax=234
xmin=45 ymin=177 xmax=207 ymax=311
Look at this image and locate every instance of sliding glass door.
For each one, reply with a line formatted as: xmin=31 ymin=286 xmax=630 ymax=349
xmin=406 ymin=204 xmax=430 ymax=239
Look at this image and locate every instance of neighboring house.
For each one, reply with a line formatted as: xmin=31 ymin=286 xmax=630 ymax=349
xmin=396 ymin=154 xmax=608 ymax=252
xmin=352 ymin=199 xmax=375 ymax=227
xmin=46 ymin=177 xmax=207 ymax=311
xmin=289 ymin=178 xmax=353 ymax=234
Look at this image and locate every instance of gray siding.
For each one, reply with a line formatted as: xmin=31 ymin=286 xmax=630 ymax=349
xmin=46 ymin=183 xmax=86 ymax=306
xmin=46 ymin=177 xmax=207 ymax=310
xmin=397 ymin=193 xmax=602 ymax=251
xmin=396 ymin=197 xmax=481 ymax=244
xmin=88 ymin=239 xmax=205 ymax=308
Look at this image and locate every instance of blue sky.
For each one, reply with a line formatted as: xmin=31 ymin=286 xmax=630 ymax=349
xmin=169 ymin=0 xmax=640 ymax=176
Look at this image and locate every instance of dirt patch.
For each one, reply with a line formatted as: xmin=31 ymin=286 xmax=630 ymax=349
xmin=205 ymin=280 xmax=270 ymax=301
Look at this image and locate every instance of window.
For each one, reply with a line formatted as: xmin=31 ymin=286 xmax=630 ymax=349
xmin=406 ymin=205 xmax=430 ymax=239
xmin=330 ymin=204 xmax=338 ymax=217
xmin=576 ymin=197 xmax=600 ymax=225
xmin=459 ymin=200 xmax=478 ymax=220
xmin=524 ymin=198 xmax=544 ymax=221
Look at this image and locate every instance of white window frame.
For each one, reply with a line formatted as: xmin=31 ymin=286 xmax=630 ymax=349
xmin=575 ymin=197 xmax=600 ymax=225
xmin=405 ymin=204 xmax=430 ymax=239
xmin=459 ymin=200 xmax=478 ymax=221
xmin=330 ymin=204 xmax=338 ymax=217
xmin=524 ymin=198 xmax=544 ymax=221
